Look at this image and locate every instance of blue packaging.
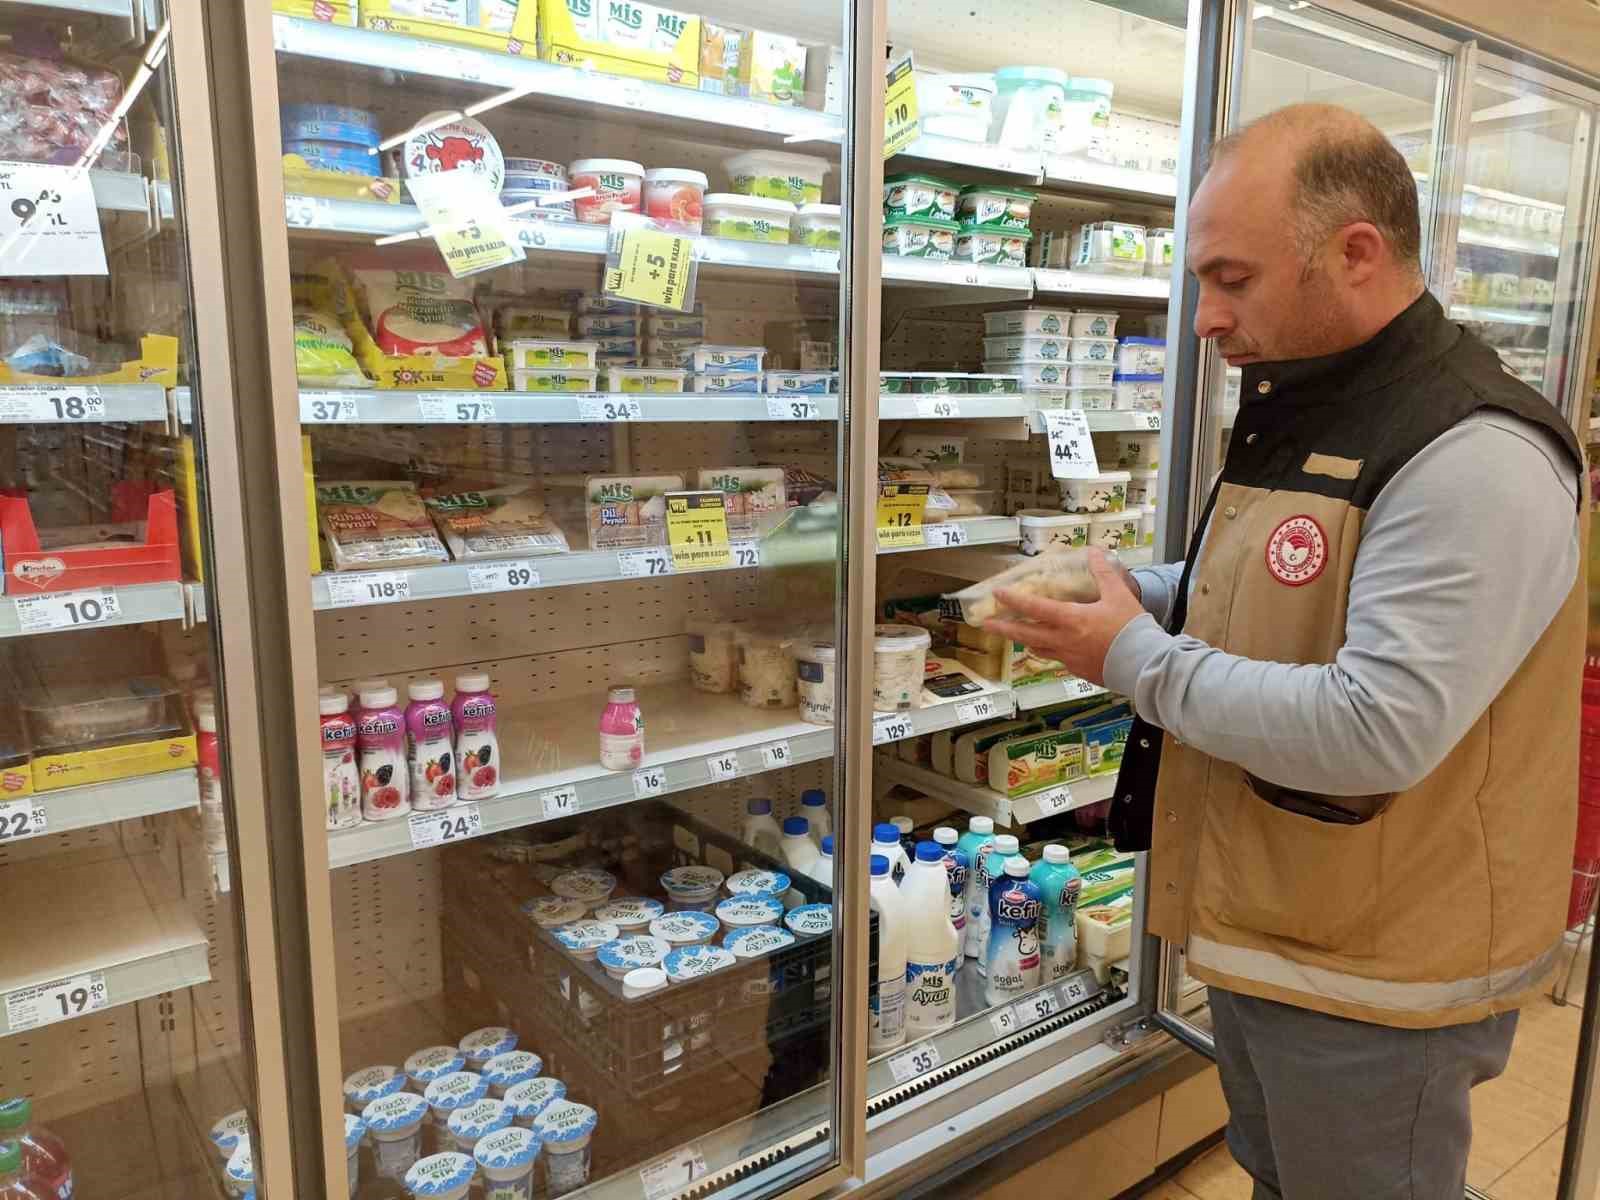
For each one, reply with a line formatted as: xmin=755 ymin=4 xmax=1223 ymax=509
xmin=280 ymin=103 xmax=380 ymax=148
xmin=283 ymin=140 xmax=380 ymax=173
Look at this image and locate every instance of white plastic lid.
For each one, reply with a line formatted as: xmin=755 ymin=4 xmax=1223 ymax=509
xmin=354 ymin=677 xmax=389 ymax=694
xmin=404 ymin=1151 xmax=475 ymax=1197
xmin=724 ymin=148 xmax=831 ymax=174
xmin=1043 ymin=844 xmax=1071 ymax=864
xmin=455 ymin=673 xmax=491 ymax=693
xmin=970 ymin=816 xmax=995 ymax=834
xmin=644 ymin=167 xmax=708 ymax=187
xmin=606 ymin=685 xmax=637 ymax=703
xmin=1004 ymin=855 xmax=1030 ymax=877
xmin=798 ymin=203 xmax=842 ymax=219
xmin=570 ymin=157 xmax=644 ymax=176
xmin=194 ymin=699 xmax=217 ymax=733
xmin=319 ymin=692 xmax=350 ymax=716
xmin=994 ymin=834 xmax=1020 ymax=855
xmin=703 ymin=192 xmax=799 ymax=216
xmin=622 ymin=966 xmax=668 ymax=995
xmin=796 ymin=639 xmax=837 ymax=663
xmin=933 ymin=826 xmax=958 ymax=846
xmin=890 ymin=815 xmax=914 ymax=835
xmin=359 ymin=686 xmax=397 ymax=708
xmin=408 ymin=679 xmax=445 ymax=701
xmin=873 ymin=623 xmax=933 ymax=652
xmin=1018 ymin=509 xmax=1089 ymax=526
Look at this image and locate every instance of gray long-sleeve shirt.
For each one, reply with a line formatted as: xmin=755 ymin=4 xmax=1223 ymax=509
xmin=1105 ymin=409 xmax=1583 ymax=796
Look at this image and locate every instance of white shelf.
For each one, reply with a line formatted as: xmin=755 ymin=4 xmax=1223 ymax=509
xmin=186 ymin=581 xmax=207 ymax=624
xmin=89 ymin=171 xmax=152 ymax=215
xmin=1043 ymin=155 xmax=1178 ymax=202
xmin=0 ymin=856 xmax=211 ymax=1038
xmin=0 ymin=383 xmax=167 ymax=424
xmin=879 ymin=393 xmax=1034 ymax=421
xmin=1013 ymin=676 xmax=1109 ymax=711
xmin=0 ymin=581 xmax=187 ymax=638
xmin=876 ymin=755 xmax=1118 ymax=827
xmin=1451 ymin=304 xmax=1552 ymax=327
xmin=300 ymin=390 xmax=839 ymax=424
xmin=22 ymin=770 xmax=199 ymax=839
xmin=1032 ymin=269 xmax=1170 ymax=302
xmin=6 ymin=0 xmax=132 ymax=15
xmin=896 ymin=135 xmax=1046 ymax=180
xmin=878 ymin=516 xmax=1020 ymax=554
xmin=882 ymin=257 xmax=1033 ymax=293
xmin=912 ymin=543 xmax=1152 ymax=584
xmin=1029 ymin=410 xmax=1162 ymax=434
xmin=1459 ymin=229 xmax=1561 ymax=258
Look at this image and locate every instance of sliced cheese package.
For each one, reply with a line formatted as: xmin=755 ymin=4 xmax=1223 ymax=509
xmin=422 ymin=483 xmax=570 ymax=559
xmin=1041 ymin=698 xmax=1130 ymax=731
xmin=1083 ymin=715 xmax=1132 ymax=775
xmin=986 ymin=727 xmax=1086 ymax=798
xmin=956 ymin=718 xmax=1046 ymax=784
xmin=946 ymin=547 xmax=1103 ymax=625
xmin=317 ymin=481 xmax=449 ymax=570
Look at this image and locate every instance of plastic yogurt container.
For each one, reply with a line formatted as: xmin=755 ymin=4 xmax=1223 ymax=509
xmin=702 ymin=193 xmax=795 ymax=243
xmin=503 ymin=1077 xmax=566 ymax=1128
xmin=362 ymin=1091 xmax=430 ymax=1183
xmin=694 ymin=344 xmax=766 ymax=372
xmin=522 ymin=896 xmax=589 ymax=929
xmin=792 ymin=203 xmax=841 ymax=249
xmin=794 ymin=637 xmax=837 ymax=726
xmin=1060 ymin=471 xmax=1130 ymax=514
xmin=1089 ymin=511 xmax=1140 ymax=551
xmin=956 ymin=185 xmax=1034 ymax=231
xmin=991 ymin=66 xmax=1067 ymax=151
xmin=726 ymin=868 xmax=791 ymax=899
xmin=592 ymin=897 xmax=664 ymax=930
xmin=1125 ymin=467 xmax=1158 ymax=506
xmin=724 ymin=149 xmax=829 ymax=205
xmin=481 ymin=1050 xmax=543 ymax=1098
xmin=281 ymin=103 xmax=380 ymax=146
xmin=552 ymin=921 xmax=620 ymax=959
xmin=784 ymin=903 xmax=834 ymax=936
xmin=643 ymin=167 xmax=708 ymax=234
xmin=872 ymin=623 xmax=932 ymax=712
xmin=716 ymin=895 xmax=785 ymax=931
xmin=345 ymin=1065 xmax=406 ymax=1113
xmin=403 ymin=1151 xmax=475 ymax=1200
xmin=660 ymin=865 xmax=725 ymax=907
xmin=405 ymin=1046 xmax=466 ymax=1094
xmin=984 ymin=333 xmax=1070 ymax=362
xmin=344 ymin=1113 xmax=366 ymax=1197
xmin=883 ymin=214 xmax=958 ymax=260
xmin=474 ymin=1125 xmax=541 ymax=1199
xmin=568 ymin=158 xmax=643 ymax=224
xmin=533 ymin=1101 xmax=599 ymax=1197
xmin=693 ymin=371 xmax=762 ymax=393
xmin=884 ymin=173 xmax=959 ymax=221
xmin=724 ymin=925 xmax=798 ymax=958
xmin=550 ymin=869 xmax=617 ymax=911
xmin=663 ymin=945 xmax=736 ymax=980
xmin=596 ymin=935 xmax=671 ymax=979
xmin=766 ymin=370 xmax=835 ymax=394
xmin=955 ymin=223 xmax=1030 ymax=267
xmin=915 ymin=73 xmax=996 ymax=129
xmin=424 ymin=1072 xmax=488 ymax=1145
xmin=459 ymin=1027 xmax=518 ymax=1071
xmin=1018 ymin=510 xmax=1090 ymax=556
xmin=225 ymin=1139 xmax=253 ymax=1198
xmin=446 ymin=1097 xmax=511 ymax=1154
xmin=1070 ymin=310 xmax=1119 ymax=338
xmin=650 ymin=910 xmax=721 ymax=946
xmin=211 ymin=1110 xmax=253 ymax=1163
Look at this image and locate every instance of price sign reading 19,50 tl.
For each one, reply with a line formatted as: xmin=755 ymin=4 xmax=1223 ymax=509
xmin=5 ymin=971 xmax=108 ymax=1033
xmin=876 ymin=483 xmax=928 ymax=548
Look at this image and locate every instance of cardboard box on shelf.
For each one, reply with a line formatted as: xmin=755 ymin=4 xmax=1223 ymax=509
xmin=357 ymin=0 xmax=539 ymax=56
xmin=538 ymin=0 xmax=701 ymax=87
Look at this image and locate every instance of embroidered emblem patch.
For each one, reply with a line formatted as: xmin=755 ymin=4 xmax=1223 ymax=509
xmin=1264 ymin=515 xmax=1328 ymax=587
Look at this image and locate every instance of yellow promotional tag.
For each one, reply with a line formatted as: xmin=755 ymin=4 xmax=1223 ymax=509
xmin=876 ymin=483 xmax=927 ymax=547
xmin=605 ymin=226 xmax=695 ymax=311
xmin=884 ymin=53 xmax=920 ymax=160
xmin=404 ymin=173 xmax=524 ymax=279
xmin=666 ymin=491 xmax=733 ymax=571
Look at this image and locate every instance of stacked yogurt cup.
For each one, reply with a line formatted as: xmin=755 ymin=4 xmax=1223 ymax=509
xmin=659 ymin=864 xmax=725 ymax=911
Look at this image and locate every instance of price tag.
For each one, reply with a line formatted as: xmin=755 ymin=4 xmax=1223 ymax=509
xmin=1065 ymin=677 xmax=1102 ymax=700
xmin=1141 ymin=412 xmax=1162 ymax=430
xmin=1043 ymin=410 xmax=1100 ymax=479
xmin=665 ymin=491 xmax=733 ymax=572
xmin=578 ymin=396 xmax=642 ymax=421
xmin=5 ymin=971 xmax=107 ymax=1033
xmin=883 ymin=53 xmax=921 ymax=160
xmin=0 ymin=797 xmax=47 ymax=843
xmin=407 ymin=803 xmax=483 ymax=849
xmin=0 ymin=386 xmax=105 ymax=423
xmin=13 ymin=587 xmax=121 ymax=633
xmin=872 ymin=712 xmax=915 ymax=746
xmin=302 ymin=394 xmax=360 ymax=422
xmin=876 ymin=483 xmax=927 ymax=548
xmin=1013 ymin=987 xmax=1063 ymax=1028
xmin=405 ymin=172 xmax=525 ymax=279
xmin=1017 ymin=784 xmax=1074 ymax=823
xmin=914 ymin=396 xmax=960 ymax=419
xmin=639 ymin=1144 xmax=708 ymax=1200
xmin=284 ymin=194 xmax=332 ymax=229
xmin=924 ymin=523 xmax=968 ymax=548
xmin=617 ymin=547 xmax=675 ymax=578
xmin=418 ymin=394 xmax=497 ymax=423
xmin=325 ymin=571 xmax=411 ymax=608
xmin=766 ymin=397 xmax=820 ymax=421
xmin=466 ymin=561 xmax=538 ymax=594
xmin=730 ymin=541 xmax=761 ymax=569
xmin=604 ymin=225 xmax=695 ymax=311
xmin=705 ymin=751 xmax=740 ymax=782
xmin=0 ymin=161 xmax=107 ymax=275
xmin=632 ymin=766 xmax=667 ymax=799
xmin=759 ymin=740 xmax=792 ymax=771
xmin=956 ymin=695 xmax=1001 ymax=724
xmin=540 ymin=786 xmax=578 ymax=821
xmin=444 ymin=47 xmax=486 ymax=83
xmin=887 ymin=1041 xmax=941 ymax=1085
xmin=989 ymin=1005 xmax=1021 ymax=1039
xmin=1059 ymin=969 xmax=1097 ymax=1007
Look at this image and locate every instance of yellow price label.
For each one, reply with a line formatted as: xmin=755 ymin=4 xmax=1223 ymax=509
xmin=404 ymin=173 xmax=524 ymax=279
xmin=876 ymin=483 xmax=927 ymax=547
xmin=605 ymin=226 xmax=696 ymax=311
xmin=665 ymin=491 xmax=733 ymax=571
xmin=884 ymin=53 xmax=920 ymax=160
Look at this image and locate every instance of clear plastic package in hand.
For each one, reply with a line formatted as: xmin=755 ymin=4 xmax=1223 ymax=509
xmin=944 ymin=547 xmax=1109 ymax=625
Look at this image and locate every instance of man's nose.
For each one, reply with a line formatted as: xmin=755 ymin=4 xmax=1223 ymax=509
xmin=1194 ymin=289 xmax=1233 ymax=341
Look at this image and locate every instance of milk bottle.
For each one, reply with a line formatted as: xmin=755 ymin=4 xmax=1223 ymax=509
xmin=872 ymin=823 xmax=910 ymax=885
xmin=868 ymin=854 xmax=908 ymax=1053
xmin=932 ymin=826 xmax=970 ymax=950
xmin=957 ymin=817 xmax=996 ymax=958
xmin=1030 ymin=844 xmax=1082 ymax=981
xmin=814 ymin=835 xmax=835 ymax=888
xmin=973 ymin=834 xmax=1020 ymax=975
xmin=902 ymin=841 xmax=960 ymax=1037
xmin=801 ymin=788 xmax=831 ymax=846
xmin=780 ymin=817 xmax=821 ymax=880
xmin=984 ymin=856 xmax=1041 ymax=1006
xmin=742 ymin=797 xmax=784 ymax=859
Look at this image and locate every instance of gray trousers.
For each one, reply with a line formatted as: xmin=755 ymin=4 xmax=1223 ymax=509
xmin=1209 ymin=987 xmax=1518 ymax=1199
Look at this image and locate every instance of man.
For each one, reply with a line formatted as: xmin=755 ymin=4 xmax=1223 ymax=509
xmin=984 ymin=103 xmax=1585 ymax=1199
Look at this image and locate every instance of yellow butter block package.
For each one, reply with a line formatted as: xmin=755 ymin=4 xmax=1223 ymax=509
xmin=360 ymin=0 xmax=539 ymax=56
xmin=32 ymin=733 xmax=198 ymax=792
xmin=271 ymin=0 xmax=356 ymax=24
xmin=539 ymin=0 xmax=701 ymax=87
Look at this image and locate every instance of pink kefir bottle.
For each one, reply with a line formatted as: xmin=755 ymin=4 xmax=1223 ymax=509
xmin=357 ymin=685 xmax=410 ymax=821
xmin=599 ymin=686 xmax=644 ymax=771
xmin=320 ymin=690 xmax=361 ymax=830
xmin=452 ymin=674 xmax=500 ymax=801
xmin=405 ymin=679 xmax=457 ymax=811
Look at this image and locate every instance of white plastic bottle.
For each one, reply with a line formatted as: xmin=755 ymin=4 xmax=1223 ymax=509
xmin=801 ymin=788 xmax=831 ymax=847
xmin=958 ymin=817 xmax=997 ymax=958
xmin=974 ymin=834 xmax=1020 ymax=975
xmin=868 ymin=854 xmax=908 ymax=1053
xmin=813 ymin=834 xmax=835 ymax=888
xmin=932 ymin=826 xmax=969 ymax=955
xmin=902 ymin=841 xmax=961 ymax=1037
xmin=780 ymin=817 xmax=821 ymax=879
xmin=742 ymin=797 xmax=784 ymax=859
xmin=984 ymin=856 xmax=1042 ymax=1007
xmin=873 ymin=823 xmax=910 ymax=885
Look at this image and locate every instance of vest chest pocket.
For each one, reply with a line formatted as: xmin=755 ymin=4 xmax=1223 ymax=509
xmin=1202 ymin=777 xmax=1383 ymax=957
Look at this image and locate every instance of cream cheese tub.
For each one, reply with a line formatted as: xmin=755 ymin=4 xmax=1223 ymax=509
xmin=552 ymin=920 xmax=619 ymax=959
xmin=345 ymin=1113 xmax=366 ymax=1197
xmin=983 ymin=333 xmax=1071 ymax=362
xmin=1116 ymin=336 xmax=1167 ymax=375
xmin=724 ymin=149 xmax=829 ymax=205
xmin=474 ymin=1125 xmax=541 ymax=1200
xmin=663 ymin=945 xmax=736 ymax=980
xmin=1060 ymin=470 xmax=1130 ymax=514
xmin=521 ymin=896 xmax=587 ymax=929
xmin=882 ymin=214 xmax=958 ymax=260
xmin=692 ymin=371 xmax=762 ymax=394
xmin=956 ymin=185 xmax=1034 ymax=231
xmin=702 ymin=193 xmax=795 ymax=243
xmin=726 ymin=868 xmax=791 ymax=899
xmin=694 ymin=344 xmax=766 ymax=372
xmin=592 ymin=896 xmax=664 ymax=930
xmin=423 ymin=1071 xmax=488 ymax=1149
xmin=1069 ymin=310 xmax=1119 ymax=338
xmin=1018 ymin=510 xmax=1090 ymax=556
xmin=504 ymin=339 xmax=598 ymax=370
xmin=446 ymin=1097 xmax=511 ymax=1154
xmin=986 ymin=359 xmax=1065 ymax=389
xmin=510 ymin=368 xmax=599 ymax=393
xmin=568 ymin=158 xmax=643 ymax=225
xmin=1125 ymin=467 xmax=1158 ymax=507
xmin=596 ymin=934 xmax=671 ymax=979
xmin=716 ymin=894 xmax=785 ymax=932
xmin=405 ymin=1046 xmax=465 ymax=1094
xmin=1066 ymin=385 xmax=1114 ymax=410
xmin=766 ymin=370 xmax=835 ymax=394
xmin=784 ymin=903 xmax=833 ymax=936
xmin=983 ymin=308 xmax=1073 ymax=336
xmin=650 ymin=910 xmax=720 ymax=946
xmin=362 ymin=1091 xmax=429 ymax=1183
xmin=503 ymin=1077 xmax=565 ymax=1128
xmin=1089 ymin=510 xmax=1140 ymax=551
xmin=792 ymin=203 xmax=841 ymax=249
xmin=550 ymin=869 xmax=616 ymax=910
xmin=873 ymin=624 xmax=932 ymax=712
xmin=345 ymin=1065 xmax=406 ymax=1113
xmin=915 ymin=73 xmax=996 ymax=140
xmin=1067 ymin=363 xmax=1115 ymax=388
xmin=884 ymin=173 xmax=959 ymax=222
xmin=403 ymin=1151 xmax=475 ymax=1200
xmin=1068 ymin=336 xmax=1117 ymax=364
xmin=795 ymin=636 xmax=837 ymax=725
xmin=481 ymin=1050 xmax=543 ymax=1098
xmin=725 ymin=925 xmax=798 ymax=957
xmin=1111 ymin=373 xmax=1163 ymax=411
xmin=955 ymin=223 xmax=1030 ymax=267
xmin=459 ymin=1027 xmax=518 ymax=1071
xmin=534 ymin=1100 xmax=599 ymax=1196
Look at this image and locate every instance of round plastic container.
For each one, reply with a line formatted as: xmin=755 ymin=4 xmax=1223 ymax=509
xmin=650 ymin=910 xmax=720 ymax=947
xmin=458 ymin=1027 xmax=518 ymax=1072
xmin=956 ymin=185 xmax=1033 ymax=231
xmin=702 ymin=193 xmax=794 ymax=243
xmin=596 ymin=934 xmax=671 ymax=979
xmin=521 ymin=896 xmax=587 ymax=929
xmin=568 ymin=158 xmax=644 ymax=225
xmin=1059 ymin=77 xmax=1114 ymax=158
xmin=362 ymin=1091 xmax=429 ymax=1183
xmin=552 ymin=921 xmax=620 ymax=959
xmin=1089 ymin=511 xmax=1140 ymax=551
xmin=872 ymin=624 xmax=932 ymax=713
xmin=793 ymin=203 xmax=842 ymax=249
xmin=1060 ymin=471 xmax=1131 ymax=515
xmin=990 ymin=66 xmax=1067 ymax=151
xmin=446 ymin=1097 xmax=511 ymax=1154
xmin=724 ymin=926 xmax=797 ymax=958
xmin=1116 ymin=336 xmax=1167 ymax=375
xmin=784 ymin=903 xmax=834 ymax=936
xmin=1018 ymin=510 xmax=1091 ymax=556
xmin=1125 ymin=467 xmax=1159 ymax=507
xmin=794 ymin=637 xmax=838 ymax=726
xmin=955 ymin=223 xmax=1030 ymax=267
xmin=660 ymin=865 xmax=724 ymax=909
xmin=643 ymin=167 xmax=708 ymax=234
xmin=474 ymin=1125 xmax=541 ymax=1199
xmin=915 ymin=73 xmax=996 ymax=141
xmin=405 ymin=1046 xmax=466 ymax=1094
xmin=424 ymin=1072 xmax=488 ymax=1148
xmin=211 ymin=1110 xmax=252 ymax=1164
xmin=592 ymin=897 xmax=664 ymax=930
xmin=535 ymin=1101 xmax=599 ymax=1197
xmin=737 ymin=627 xmax=797 ymax=710
xmin=481 ymin=1050 xmax=543 ymax=1098
xmin=503 ymin=1077 xmax=566 ymax=1129
xmin=550 ymin=869 xmax=617 ymax=911
xmin=344 ymin=1113 xmax=366 ymax=1198
xmin=1069 ymin=310 xmax=1119 ymax=338
xmin=663 ymin=945 xmax=736 ymax=980
xmin=345 ymin=1065 xmax=406 ymax=1113
xmin=1112 ymin=373 xmax=1163 ymax=411
xmin=726 ymin=868 xmax=791 ymax=899
xmin=622 ymin=967 xmax=668 ymax=997
xmin=724 ymin=149 xmax=830 ymax=205
xmin=403 ymin=1151 xmax=475 ymax=1200
xmin=716 ymin=895 xmax=784 ymax=933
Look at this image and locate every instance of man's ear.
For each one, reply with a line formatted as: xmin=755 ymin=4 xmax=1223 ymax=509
xmin=1338 ymin=221 xmax=1385 ymax=287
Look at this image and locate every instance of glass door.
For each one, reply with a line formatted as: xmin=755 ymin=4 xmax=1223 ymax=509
xmin=255 ymin=2 xmax=854 ymax=1196
xmin=0 ymin=1 xmax=280 ymax=1196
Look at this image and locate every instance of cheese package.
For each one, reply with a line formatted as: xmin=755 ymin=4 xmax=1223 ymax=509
xmin=897 ymin=733 xmax=933 ymax=766
xmin=345 ymin=255 xmax=489 ymax=358
xmin=317 ymin=481 xmax=450 ymax=570
xmin=737 ymin=626 xmax=796 ymax=709
xmin=931 ymin=464 xmax=985 ymax=489
xmin=695 ymin=467 xmax=787 ymax=538
xmin=955 ymin=718 xmax=1046 ymax=784
xmin=986 ymin=728 xmax=1086 ymax=798
xmin=955 ymin=643 xmax=1006 ymax=683
xmin=539 ymin=0 xmax=701 ymax=87
xmin=1082 ymin=715 xmax=1132 ymax=775
xmin=421 ymin=484 xmax=569 ymax=559
xmin=494 ymin=302 xmax=571 ymax=339
xmin=358 ymin=0 xmax=537 ymax=54
xmin=947 ymin=547 xmax=1102 ymax=625
xmin=294 ymin=307 xmax=371 ymax=388
xmin=894 ymin=433 xmax=965 ymax=466
xmin=580 ymin=474 xmax=684 ymax=549
xmin=686 ymin=617 xmax=745 ymax=694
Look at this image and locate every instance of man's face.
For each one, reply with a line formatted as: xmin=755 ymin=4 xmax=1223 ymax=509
xmin=1186 ymin=148 xmax=1353 ymax=366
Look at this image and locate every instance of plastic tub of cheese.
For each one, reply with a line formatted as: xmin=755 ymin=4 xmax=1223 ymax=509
xmin=702 ymin=193 xmax=794 ymax=243
xmin=692 ymin=371 xmax=763 ymax=394
xmin=1018 ymin=510 xmax=1090 ymax=556
xmin=1078 ymin=899 xmax=1133 ymax=961
xmin=659 ymin=866 xmax=725 ymax=909
xmin=1112 ymin=373 xmax=1164 ymax=411
xmin=737 ymin=626 xmax=798 ymax=709
xmin=724 ymin=149 xmax=830 ymax=205
xmin=766 ymin=370 xmax=835 ymax=394
xmin=569 ymin=158 xmax=644 ymax=225
xmin=1074 ymin=221 xmax=1147 ymax=275
xmin=990 ymin=66 xmax=1067 ymax=151
xmin=1116 ymin=337 xmax=1167 ymax=375
xmin=1069 ymin=310 xmax=1119 ymax=338
xmin=1126 ymin=467 xmax=1157 ymax=507
xmin=915 ymin=73 xmax=996 ymax=142
xmin=1139 ymin=503 xmax=1156 ymax=547
xmin=883 ymin=214 xmax=958 ymax=260
xmin=1089 ymin=510 xmax=1139 ymax=551
xmin=956 ymin=185 xmax=1034 ymax=231
xmin=983 ymin=333 xmax=1071 ymax=363
xmin=792 ymin=203 xmax=841 ymax=249
xmin=504 ymin=340 xmax=598 ymax=370
xmin=716 ymin=895 xmax=784 ymax=934
xmin=574 ymin=314 xmax=640 ymax=339
xmin=1069 ymin=337 xmax=1117 ymax=365
xmin=694 ymin=345 xmax=766 ymax=373
xmin=685 ymin=617 xmax=743 ymax=693
xmin=983 ymin=308 xmax=1074 ymax=337
xmin=955 ymin=223 xmax=1031 ymax=267
xmin=873 ymin=623 xmax=932 ymax=712
xmin=602 ymin=367 xmax=686 ymax=393
xmin=989 ymin=359 xmax=1068 ymax=389
xmin=884 ymin=173 xmax=960 ymax=221
xmin=1146 ymin=227 xmax=1176 ymax=276
xmin=511 ymin=368 xmax=598 ymax=393
xmin=968 ymin=374 xmax=1022 ymax=394
xmin=794 ymin=637 xmax=837 ymax=726
xmin=1068 ymin=363 xmax=1115 ymax=388
xmin=1061 ymin=470 xmax=1130 ymax=514
xmin=1067 ymin=386 xmax=1115 ymax=411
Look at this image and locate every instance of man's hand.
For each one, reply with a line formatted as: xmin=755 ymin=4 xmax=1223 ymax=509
xmin=984 ymin=548 xmax=1148 ymax=686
